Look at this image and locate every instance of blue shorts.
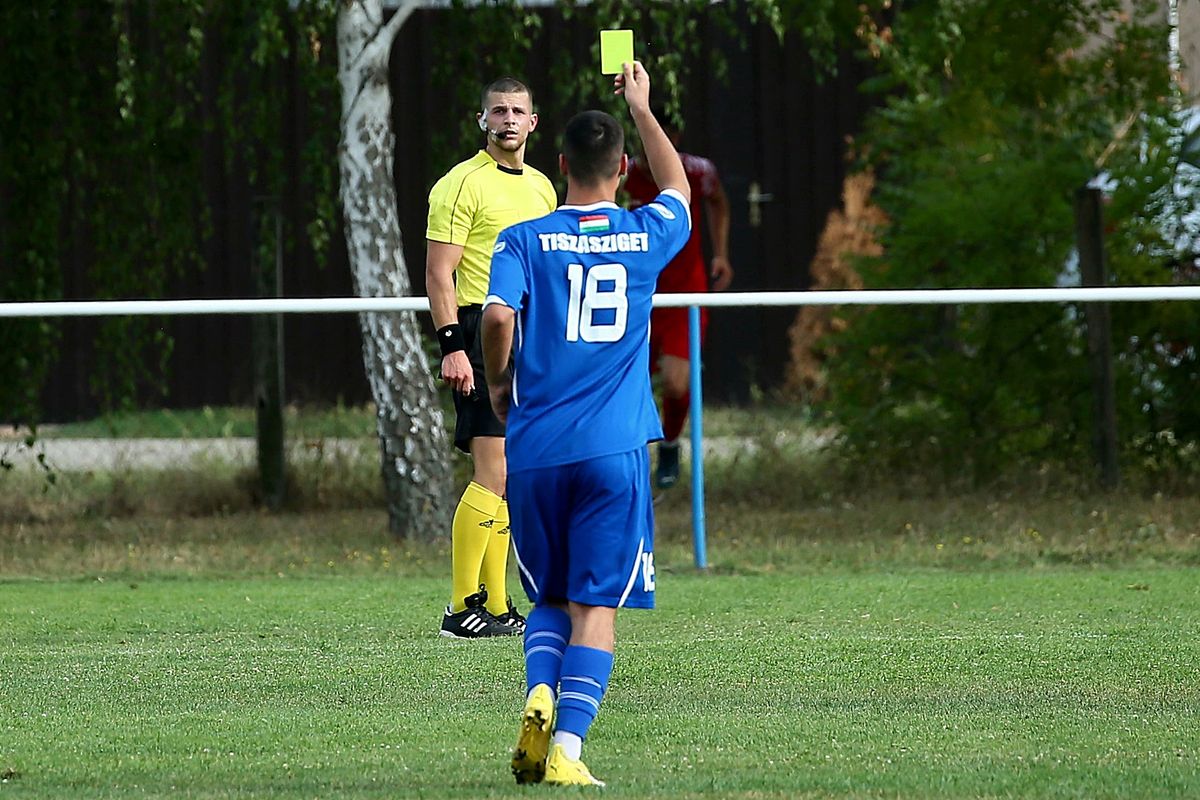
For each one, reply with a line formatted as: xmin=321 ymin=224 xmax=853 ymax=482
xmin=507 ymin=447 xmax=656 ymax=609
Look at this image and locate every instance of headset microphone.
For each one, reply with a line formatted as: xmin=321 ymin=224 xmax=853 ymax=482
xmin=478 ymin=115 xmax=506 ymax=139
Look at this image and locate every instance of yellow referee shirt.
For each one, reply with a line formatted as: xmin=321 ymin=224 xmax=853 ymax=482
xmin=426 ymin=150 xmax=557 ymax=307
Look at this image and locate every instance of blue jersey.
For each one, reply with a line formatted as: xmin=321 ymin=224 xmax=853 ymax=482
xmin=485 ymin=189 xmax=692 ymax=474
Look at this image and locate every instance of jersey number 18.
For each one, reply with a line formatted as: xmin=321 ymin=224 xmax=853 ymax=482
xmin=565 ymin=262 xmax=628 ymax=343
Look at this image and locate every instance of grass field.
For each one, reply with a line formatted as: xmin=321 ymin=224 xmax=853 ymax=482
xmin=2 ymin=516 xmax=1199 ymax=799
xmin=28 ymin=404 xmax=378 ymax=440
xmin=3 ymin=407 xmax=1199 ymax=797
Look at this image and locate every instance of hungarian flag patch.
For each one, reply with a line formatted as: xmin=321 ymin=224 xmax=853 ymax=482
xmin=578 ymin=214 xmax=610 ymax=234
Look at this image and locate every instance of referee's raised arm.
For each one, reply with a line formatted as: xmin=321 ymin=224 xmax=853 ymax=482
xmin=614 ymin=61 xmax=690 ymax=205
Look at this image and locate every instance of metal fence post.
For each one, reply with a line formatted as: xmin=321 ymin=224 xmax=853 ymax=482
xmin=252 ymin=197 xmax=286 ymax=509
xmin=688 ymin=305 xmax=708 ymax=569
xmin=1074 ymin=186 xmax=1120 ymax=490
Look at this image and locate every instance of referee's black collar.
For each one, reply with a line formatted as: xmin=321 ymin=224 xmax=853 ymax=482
xmin=496 ymin=163 xmax=523 ymax=176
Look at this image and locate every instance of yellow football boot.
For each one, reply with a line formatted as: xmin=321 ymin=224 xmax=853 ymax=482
xmin=511 ymin=683 xmax=555 ymax=784
xmin=544 ymin=743 xmax=606 ymax=787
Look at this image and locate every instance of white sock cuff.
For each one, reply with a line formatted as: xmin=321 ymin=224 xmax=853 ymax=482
xmin=552 ymin=731 xmax=583 ymax=761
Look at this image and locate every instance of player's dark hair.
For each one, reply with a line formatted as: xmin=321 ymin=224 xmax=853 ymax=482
xmin=562 ymin=110 xmax=625 ymax=186
xmin=481 ymin=77 xmax=532 ymax=110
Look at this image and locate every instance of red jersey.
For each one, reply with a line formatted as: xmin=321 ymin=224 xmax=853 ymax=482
xmin=623 ymin=152 xmax=720 ymax=293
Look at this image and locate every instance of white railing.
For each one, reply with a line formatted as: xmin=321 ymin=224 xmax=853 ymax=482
xmin=3 ymin=286 xmax=1200 ymax=318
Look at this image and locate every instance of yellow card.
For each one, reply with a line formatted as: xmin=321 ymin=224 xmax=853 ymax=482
xmin=600 ymin=29 xmax=634 ymax=75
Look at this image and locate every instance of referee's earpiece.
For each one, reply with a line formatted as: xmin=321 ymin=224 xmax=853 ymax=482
xmin=478 ymin=115 xmax=488 ymax=133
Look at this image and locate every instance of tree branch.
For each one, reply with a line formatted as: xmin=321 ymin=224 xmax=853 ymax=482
xmin=381 ymin=0 xmax=419 ymax=43
xmin=355 ymin=0 xmax=417 ymax=71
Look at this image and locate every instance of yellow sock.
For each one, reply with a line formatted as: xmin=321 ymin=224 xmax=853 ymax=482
xmin=450 ymin=482 xmax=502 ymax=612
xmin=480 ymin=499 xmax=511 ymax=615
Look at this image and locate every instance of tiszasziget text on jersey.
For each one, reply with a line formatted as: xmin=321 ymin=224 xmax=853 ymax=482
xmin=426 ymin=150 xmax=557 ymax=307
xmin=484 ymin=189 xmax=692 ymax=473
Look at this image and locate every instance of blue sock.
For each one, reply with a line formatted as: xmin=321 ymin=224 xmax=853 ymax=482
xmin=524 ymin=606 xmax=571 ymax=698
xmin=555 ymin=645 xmax=614 ymax=740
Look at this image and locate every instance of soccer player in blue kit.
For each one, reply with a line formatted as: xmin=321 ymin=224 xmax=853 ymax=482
xmin=481 ymin=60 xmax=691 ymax=787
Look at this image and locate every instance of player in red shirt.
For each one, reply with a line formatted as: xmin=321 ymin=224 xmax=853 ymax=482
xmin=622 ymin=120 xmax=733 ymax=488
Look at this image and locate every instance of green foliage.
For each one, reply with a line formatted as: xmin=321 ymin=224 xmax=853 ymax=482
xmin=550 ymin=0 xmax=741 ymax=158
xmin=4 ymin=0 xmax=738 ymax=429
xmin=0 ymin=5 xmax=70 ymax=430
xmin=748 ymin=0 xmax=885 ymax=75
xmin=426 ymin=1 xmax=743 ymax=190
xmin=821 ymin=0 xmax=1192 ymax=482
xmin=1104 ymin=113 xmax=1200 ymax=453
xmin=3 ymin=0 xmax=846 ymax=436
xmin=0 ymin=1 xmax=341 ymax=427
xmin=428 ymin=0 xmax=544 ymax=168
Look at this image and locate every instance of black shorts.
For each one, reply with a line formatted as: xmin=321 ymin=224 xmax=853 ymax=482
xmin=451 ymin=305 xmax=506 ymax=454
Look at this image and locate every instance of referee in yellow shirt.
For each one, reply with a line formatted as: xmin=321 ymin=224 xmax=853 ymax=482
xmin=426 ymin=77 xmax=557 ymax=638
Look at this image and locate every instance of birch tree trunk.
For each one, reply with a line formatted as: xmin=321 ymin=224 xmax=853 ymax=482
xmin=337 ymin=0 xmax=452 ymax=538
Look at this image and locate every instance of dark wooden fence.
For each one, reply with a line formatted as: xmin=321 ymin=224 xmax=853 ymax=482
xmin=38 ymin=8 xmax=875 ymax=421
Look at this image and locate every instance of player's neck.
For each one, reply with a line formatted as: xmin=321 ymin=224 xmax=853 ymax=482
xmin=486 ymin=142 xmax=525 ymax=171
xmin=564 ymin=188 xmax=613 ymax=206
xmin=564 ymin=178 xmax=619 ymax=207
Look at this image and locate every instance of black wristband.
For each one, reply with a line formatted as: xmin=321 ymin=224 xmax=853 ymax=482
xmin=436 ymin=323 xmax=467 ymax=357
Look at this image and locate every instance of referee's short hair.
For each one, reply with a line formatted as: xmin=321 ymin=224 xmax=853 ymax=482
xmin=563 ymin=111 xmax=624 ymax=186
xmin=481 ymin=77 xmax=532 ymax=109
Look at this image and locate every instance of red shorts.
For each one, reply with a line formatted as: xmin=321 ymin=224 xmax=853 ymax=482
xmin=649 ymin=305 xmax=708 ymax=368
